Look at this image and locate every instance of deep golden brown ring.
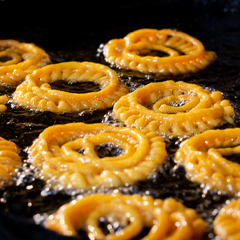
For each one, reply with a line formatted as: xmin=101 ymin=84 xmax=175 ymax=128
xmin=45 ymin=193 xmax=206 ymax=240
xmin=103 ymin=28 xmax=216 ymax=75
xmin=0 ymin=39 xmax=50 ymax=86
xmin=12 ymin=61 xmax=129 ymax=113
xmin=175 ymin=128 xmax=240 ymax=195
xmin=113 ymin=80 xmax=234 ymax=137
xmin=28 ymin=122 xmax=167 ymax=189
xmin=213 ymin=199 xmax=240 ymax=240
xmin=0 ymin=137 xmax=21 ymax=187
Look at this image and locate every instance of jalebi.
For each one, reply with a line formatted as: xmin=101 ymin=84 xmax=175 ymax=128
xmin=175 ymin=128 xmax=240 ymax=195
xmin=45 ymin=193 xmax=206 ymax=240
xmin=0 ymin=137 xmax=21 ymax=187
xmin=28 ymin=122 xmax=167 ymax=189
xmin=0 ymin=95 xmax=8 ymax=112
xmin=0 ymin=39 xmax=50 ymax=86
xmin=12 ymin=61 xmax=128 ymax=113
xmin=214 ymin=198 xmax=240 ymax=240
xmin=113 ymin=80 xmax=234 ymax=137
xmin=104 ymin=28 xmax=216 ymax=75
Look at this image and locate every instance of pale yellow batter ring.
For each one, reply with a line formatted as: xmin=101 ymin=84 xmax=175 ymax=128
xmin=0 ymin=137 xmax=21 ymax=187
xmin=175 ymin=128 xmax=240 ymax=195
xmin=12 ymin=61 xmax=129 ymax=113
xmin=214 ymin=199 xmax=240 ymax=240
xmin=45 ymin=193 xmax=206 ymax=240
xmin=28 ymin=122 xmax=167 ymax=190
xmin=113 ymin=80 xmax=234 ymax=137
xmin=0 ymin=39 xmax=50 ymax=86
xmin=103 ymin=28 xmax=216 ymax=75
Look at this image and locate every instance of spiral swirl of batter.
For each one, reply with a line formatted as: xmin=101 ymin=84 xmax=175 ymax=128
xmin=0 ymin=137 xmax=21 ymax=187
xmin=12 ymin=61 xmax=128 ymax=113
xmin=103 ymin=28 xmax=216 ymax=75
xmin=0 ymin=39 xmax=50 ymax=86
xmin=28 ymin=122 xmax=167 ymax=189
xmin=45 ymin=193 xmax=206 ymax=240
xmin=113 ymin=80 xmax=234 ymax=137
xmin=175 ymin=128 xmax=240 ymax=195
xmin=213 ymin=198 xmax=240 ymax=240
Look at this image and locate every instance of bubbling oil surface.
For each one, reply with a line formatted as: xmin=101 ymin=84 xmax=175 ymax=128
xmin=0 ymin=42 xmax=239 ymax=240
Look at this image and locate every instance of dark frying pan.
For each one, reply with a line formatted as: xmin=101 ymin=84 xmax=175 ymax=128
xmin=0 ymin=1 xmax=240 ymax=239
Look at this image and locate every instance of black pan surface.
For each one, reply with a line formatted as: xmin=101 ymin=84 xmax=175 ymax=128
xmin=0 ymin=1 xmax=240 ymax=239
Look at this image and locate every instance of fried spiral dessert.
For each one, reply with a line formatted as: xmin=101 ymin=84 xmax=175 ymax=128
xmin=0 ymin=137 xmax=21 ymax=187
xmin=12 ymin=62 xmax=128 ymax=113
xmin=175 ymin=128 xmax=240 ymax=195
xmin=103 ymin=28 xmax=216 ymax=75
xmin=113 ymin=80 xmax=234 ymax=137
xmin=0 ymin=95 xmax=8 ymax=112
xmin=45 ymin=193 xmax=206 ymax=240
xmin=28 ymin=122 xmax=167 ymax=189
xmin=213 ymin=199 xmax=240 ymax=240
xmin=0 ymin=39 xmax=50 ymax=86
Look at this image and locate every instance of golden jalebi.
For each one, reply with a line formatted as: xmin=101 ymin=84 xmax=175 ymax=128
xmin=12 ymin=61 xmax=128 ymax=113
xmin=0 ymin=137 xmax=21 ymax=187
xmin=28 ymin=122 xmax=167 ymax=189
xmin=103 ymin=28 xmax=216 ymax=75
xmin=0 ymin=39 xmax=50 ymax=86
xmin=113 ymin=80 xmax=234 ymax=137
xmin=214 ymin=198 xmax=240 ymax=240
xmin=175 ymin=128 xmax=240 ymax=195
xmin=45 ymin=193 xmax=206 ymax=240
xmin=0 ymin=95 xmax=8 ymax=112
